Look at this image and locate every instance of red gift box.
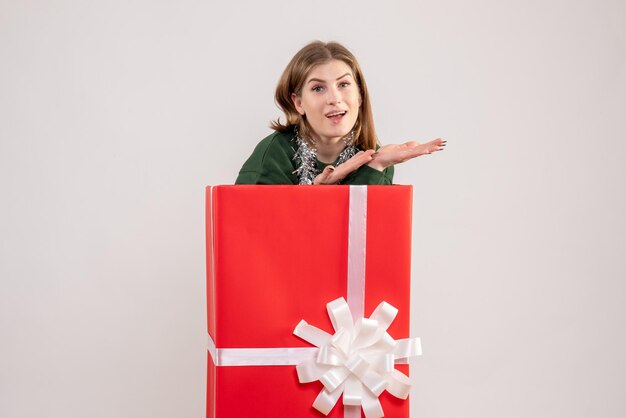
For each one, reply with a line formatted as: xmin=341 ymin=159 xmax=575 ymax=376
xmin=205 ymin=185 xmax=419 ymax=418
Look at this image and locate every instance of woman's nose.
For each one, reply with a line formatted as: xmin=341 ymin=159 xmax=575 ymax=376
xmin=326 ymin=88 xmax=341 ymax=105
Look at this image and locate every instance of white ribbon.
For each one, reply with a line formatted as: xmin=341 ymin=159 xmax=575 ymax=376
xmin=208 ymin=334 xmax=318 ymax=366
xmin=293 ymin=297 xmax=421 ymax=418
xmin=347 ymin=185 xmax=367 ymax=319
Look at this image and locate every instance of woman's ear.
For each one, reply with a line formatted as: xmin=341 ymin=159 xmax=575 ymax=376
xmin=291 ymin=93 xmax=305 ymax=115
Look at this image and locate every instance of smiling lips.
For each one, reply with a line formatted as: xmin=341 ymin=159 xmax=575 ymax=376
xmin=325 ymin=110 xmax=347 ymax=123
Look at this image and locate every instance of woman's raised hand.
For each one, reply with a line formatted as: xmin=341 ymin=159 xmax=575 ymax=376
xmin=368 ymin=138 xmax=446 ymax=171
xmin=313 ymin=138 xmax=446 ymax=184
xmin=314 ymin=149 xmax=375 ymax=184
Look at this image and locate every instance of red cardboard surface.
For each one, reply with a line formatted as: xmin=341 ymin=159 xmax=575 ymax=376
xmin=206 ymin=185 xmax=413 ymax=418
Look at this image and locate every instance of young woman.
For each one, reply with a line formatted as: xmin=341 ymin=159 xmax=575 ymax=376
xmin=236 ymin=41 xmax=446 ymax=185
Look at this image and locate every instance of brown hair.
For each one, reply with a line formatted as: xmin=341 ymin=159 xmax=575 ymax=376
xmin=270 ymin=41 xmax=378 ymax=150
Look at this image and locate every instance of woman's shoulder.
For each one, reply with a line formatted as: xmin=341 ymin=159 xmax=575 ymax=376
xmin=252 ymin=129 xmax=297 ymax=158
xmin=236 ymin=128 xmax=299 ymax=184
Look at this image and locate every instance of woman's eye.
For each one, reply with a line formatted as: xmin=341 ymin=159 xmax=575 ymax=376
xmin=312 ymin=86 xmax=324 ymax=93
xmin=339 ymin=82 xmax=350 ymax=88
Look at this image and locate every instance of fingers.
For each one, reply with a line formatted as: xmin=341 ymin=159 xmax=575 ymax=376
xmin=313 ymin=165 xmax=336 ymax=185
xmin=408 ymin=138 xmax=447 ymax=156
xmin=333 ymin=150 xmax=373 ymax=177
xmin=396 ymin=142 xmax=430 ymax=159
xmin=431 ymin=138 xmax=447 ymax=152
xmin=423 ymin=139 xmax=446 ymax=153
xmin=345 ymin=150 xmax=375 ymax=170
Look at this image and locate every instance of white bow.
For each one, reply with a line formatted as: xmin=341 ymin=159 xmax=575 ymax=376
xmin=294 ymin=297 xmax=422 ymax=418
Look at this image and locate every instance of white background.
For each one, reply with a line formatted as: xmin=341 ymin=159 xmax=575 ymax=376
xmin=1 ymin=0 xmax=625 ymax=417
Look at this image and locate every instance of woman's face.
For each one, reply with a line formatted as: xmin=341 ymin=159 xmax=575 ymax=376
xmin=292 ymin=60 xmax=362 ymax=145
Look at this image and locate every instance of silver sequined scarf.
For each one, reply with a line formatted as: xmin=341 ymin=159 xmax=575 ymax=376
xmin=292 ymin=133 xmax=357 ymax=185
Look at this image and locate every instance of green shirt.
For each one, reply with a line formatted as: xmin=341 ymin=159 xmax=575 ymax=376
xmin=236 ymin=130 xmax=394 ymax=185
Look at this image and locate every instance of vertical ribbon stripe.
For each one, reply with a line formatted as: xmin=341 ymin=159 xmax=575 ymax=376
xmin=347 ymin=185 xmax=367 ymax=320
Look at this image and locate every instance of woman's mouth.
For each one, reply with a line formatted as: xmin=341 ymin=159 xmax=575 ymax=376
xmin=325 ymin=110 xmax=347 ymax=123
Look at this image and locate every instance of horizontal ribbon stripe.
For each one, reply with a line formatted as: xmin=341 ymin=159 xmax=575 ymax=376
xmin=208 ymin=335 xmax=317 ymax=366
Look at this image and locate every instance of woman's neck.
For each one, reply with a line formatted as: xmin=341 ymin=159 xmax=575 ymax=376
xmin=315 ymin=140 xmax=346 ymax=164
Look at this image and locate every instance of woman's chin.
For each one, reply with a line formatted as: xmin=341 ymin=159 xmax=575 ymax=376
xmin=321 ymin=127 xmax=352 ymax=141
